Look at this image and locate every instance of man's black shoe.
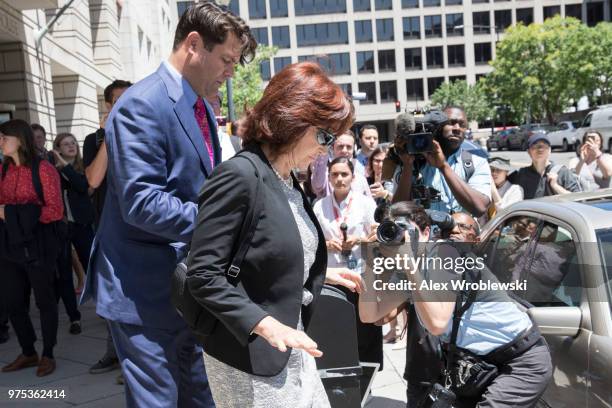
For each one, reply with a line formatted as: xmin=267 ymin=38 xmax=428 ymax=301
xmin=89 ymin=355 xmax=120 ymax=374
xmin=69 ymin=321 xmax=82 ymax=335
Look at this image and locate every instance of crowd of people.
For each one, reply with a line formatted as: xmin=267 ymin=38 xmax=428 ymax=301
xmin=0 ymin=2 xmax=610 ymax=408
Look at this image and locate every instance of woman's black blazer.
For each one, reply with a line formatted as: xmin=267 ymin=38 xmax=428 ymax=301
xmin=186 ymin=144 xmax=328 ymax=377
xmin=59 ymin=164 xmax=95 ymax=225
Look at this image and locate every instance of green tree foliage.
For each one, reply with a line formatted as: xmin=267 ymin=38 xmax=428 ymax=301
xmin=589 ymin=22 xmax=612 ymax=105
xmin=429 ymin=79 xmax=495 ymax=123
xmin=220 ymin=45 xmax=277 ymax=118
xmin=486 ymin=16 xmax=599 ymax=124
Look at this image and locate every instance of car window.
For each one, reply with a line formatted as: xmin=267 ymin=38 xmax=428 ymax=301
xmin=481 ymin=215 xmax=540 ymax=284
xmin=582 ymin=114 xmax=592 ymax=128
xmin=558 ymin=123 xmax=568 ymax=130
xmin=522 ymin=223 xmax=581 ymax=307
xmin=596 ymin=228 xmax=612 ymax=316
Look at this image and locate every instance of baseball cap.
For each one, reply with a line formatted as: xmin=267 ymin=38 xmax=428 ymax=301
xmin=488 ymin=157 xmax=513 ymax=172
xmin=528 ymin=134 xmax=551 ymax=148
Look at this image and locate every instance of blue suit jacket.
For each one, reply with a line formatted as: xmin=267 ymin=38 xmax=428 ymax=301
xmin=82 ymin=63 xmax=221 ymax=330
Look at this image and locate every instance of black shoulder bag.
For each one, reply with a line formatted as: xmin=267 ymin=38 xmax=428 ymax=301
xmin=171 ymin=155 xmax=264 ymax=337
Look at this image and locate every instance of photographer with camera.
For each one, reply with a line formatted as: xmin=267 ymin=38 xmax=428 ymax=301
xmin=359 ymin=202 xmax=552 ymax=408
xmin=389 ymin=107 xmax=491 ymax=217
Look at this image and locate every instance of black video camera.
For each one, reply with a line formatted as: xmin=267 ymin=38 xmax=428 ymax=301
xmin=395 ymin=110 xmax=449 ymax=155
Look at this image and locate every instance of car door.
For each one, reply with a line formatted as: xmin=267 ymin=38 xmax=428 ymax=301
xmin=479 ymin=215 xmax=589 ymax=408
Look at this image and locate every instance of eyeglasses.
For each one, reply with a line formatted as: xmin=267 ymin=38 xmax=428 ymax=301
xmin=316 ymin=128 xmax=336 ymax=147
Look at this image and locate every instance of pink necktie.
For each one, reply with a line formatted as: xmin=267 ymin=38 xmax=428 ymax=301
xmin=194 ymin=98 xmax=215 ymax=167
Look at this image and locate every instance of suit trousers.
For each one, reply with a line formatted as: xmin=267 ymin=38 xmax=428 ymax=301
xmin=109 ymin=320 xmax=215 ymax=408
xmin=1 ymin=258 xmax=58 ymax=358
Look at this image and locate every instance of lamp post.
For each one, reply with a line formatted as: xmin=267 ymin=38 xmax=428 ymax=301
xmin=215 ymin=0 xmax=236 ymax=124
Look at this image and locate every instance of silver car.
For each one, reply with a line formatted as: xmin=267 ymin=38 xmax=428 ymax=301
xmin=478 ymin=189 xmax=612 ymax=408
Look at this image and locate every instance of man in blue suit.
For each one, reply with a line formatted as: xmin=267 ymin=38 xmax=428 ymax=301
xmin=82 ymin=3 xmax=257 ymax=406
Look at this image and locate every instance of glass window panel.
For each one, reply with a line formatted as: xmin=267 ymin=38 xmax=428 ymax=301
xmin=354 ymin=0 xmax=371 ymax=11
xmin=565 ymin=4 xmax=582 ymax=20
xmin=249 ymin=0 xmax=267 ymax=19
xmin=447 ymin=44 xmax=465 ymax=67
xmin=426 ymin=46 xmax=443 ymax=68
xmin=297 ymin=23 xmax=348 ymax=46
xmin=424 ymin=15 xmax=442 ymax=38
xmin=229 ymin=0 xmax=240 ymax=15
xmin=274 ymin=57 xmax=292 ymax=73
xmin=252 ymin=27 xmax=269 ymax=46
xmin=427 ymin=77 xmax=445 ymax=97
xmin=543 ymin=5 xmax=560 ymax=20
xmin=494 ymin=9 xmax=512 ymax=31
xmin=380 ymin=80 xmax=398 ymax=102
xmin=404 ymin=47 xmax=422 ymax=70
xmin=406 ymin=78 xmax=424 ymax=100
xmin=446 ymin=13 xmax=463 ymax=36
xmin=402 ymin=0 xmax=418 ymax=7
xmin=358 ymin=82 xmax=376 ymax=104
xmin=272 ymin=26 xmax=290 ymax=48
xmin=339 ymin=83 xmax=353 ymax=96
xmin=378 ymin=50 xmax=396 ymax=72
xmin=375 ymin=0 xmax=393 ymax=10
xmin=295 ymin=0 xmax=346 ymax=15
xmin=376 ymin=18 xmax=394 ymax=41
xmin=472 ymin=11 xmax=491 ymax=34
xmin=403 ymin=16 xmax=421 ymax=39
xmin=474 ymin=42 xmax=492 ymax=65
xmin=260 ymin=59 xmax=271 ymax=80
xmin=423 ymin=0 xmax=440 ymax=6
xmin=516 ymin=8 xmax=534 ymax=25
xmin=357 ymin=51 xmax=375 ymax=73
xmin=586 ymin=2 xmax=604 ymax=26
xmin=355 ymin=20 xmax=373 ymax=43
xmin=449 ymin=75 xmax=466 ymax=82
xmin=445 ymin=0 xmax=461 ymax=5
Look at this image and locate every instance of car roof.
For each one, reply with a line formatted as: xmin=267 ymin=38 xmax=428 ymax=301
xmin=493 ymin=189 xmax=612 ymax=237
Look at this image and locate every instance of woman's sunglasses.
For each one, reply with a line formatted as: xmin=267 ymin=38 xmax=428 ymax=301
xmin=316 ymin=128 xmax=336 ymax=147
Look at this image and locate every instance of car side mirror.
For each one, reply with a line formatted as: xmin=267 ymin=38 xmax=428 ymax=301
xmin=528 ymin=306 xmax=582 ymax=337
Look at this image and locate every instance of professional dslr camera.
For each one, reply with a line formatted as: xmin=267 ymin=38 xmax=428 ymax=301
xmin=374 ymin=203 xmax=455 ymax=245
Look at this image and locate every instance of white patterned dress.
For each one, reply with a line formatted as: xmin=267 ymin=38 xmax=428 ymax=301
xmin=203 ymin=176 xmax=331 ymax=408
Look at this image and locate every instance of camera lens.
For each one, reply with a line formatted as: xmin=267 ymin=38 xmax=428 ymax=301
xmin=376 ymin=220 xmax=404 ymax=244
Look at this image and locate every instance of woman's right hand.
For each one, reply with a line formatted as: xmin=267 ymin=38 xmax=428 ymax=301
xmin=326 ymin=239 xmax=343 ymax=252
xmin=253 ymin=316 xmax=323 ymax=357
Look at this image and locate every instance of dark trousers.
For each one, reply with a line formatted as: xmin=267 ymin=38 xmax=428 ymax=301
xmin=0 ymin=295 xmax=8 ymax=333
xmin=55 ymin=222 xmax=92 ymax=322
xmin=2 ymin=258 xmax=58 ymax=358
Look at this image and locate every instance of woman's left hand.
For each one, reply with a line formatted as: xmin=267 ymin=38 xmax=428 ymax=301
xmin=342 ymin=235 xmax=360 ymax=251
xmin=325 ymin=268 xmax=364 ymax=293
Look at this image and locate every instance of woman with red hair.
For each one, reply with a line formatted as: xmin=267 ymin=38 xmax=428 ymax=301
xmin=186 ymin=62 xmax=356 ymax=407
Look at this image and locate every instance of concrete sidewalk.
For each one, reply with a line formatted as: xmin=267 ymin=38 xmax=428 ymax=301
xmin=0 ymin=303 xmax=407 ymax=407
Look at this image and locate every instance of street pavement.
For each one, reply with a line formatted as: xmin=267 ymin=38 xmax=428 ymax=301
xmin=0 ymin=302 xmax=408 ymax=407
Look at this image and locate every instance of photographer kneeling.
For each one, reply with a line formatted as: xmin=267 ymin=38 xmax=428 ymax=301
xmin=359 ymin=202 xmax=552 ymax=408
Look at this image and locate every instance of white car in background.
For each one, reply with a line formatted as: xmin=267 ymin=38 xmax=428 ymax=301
xmin=576 ymin=105 xmax=612 ymax=153
xmin=547 ymin=121 xmax=581 ymax=151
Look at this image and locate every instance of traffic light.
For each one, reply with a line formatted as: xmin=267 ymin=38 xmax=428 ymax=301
xmin=395 ymin=100 xmax=401 ymax=113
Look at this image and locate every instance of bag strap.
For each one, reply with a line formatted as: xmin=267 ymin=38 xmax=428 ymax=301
xmin=461 ymin=149 xmax=474 ymax=182
xmin=226 ymin=154 xmax=263 ymax=279
xmin=445 ymin=270 xmax=480 ymax=379
xmin=31 ymin=157 xmax=45 ymax=206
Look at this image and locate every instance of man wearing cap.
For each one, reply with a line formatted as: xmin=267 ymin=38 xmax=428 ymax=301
xmin=509 ymin=135 xmax=580 ymax=199
xmin=481 ymin=157 xmax=524 ymax=223
xmin=393 ymin=106 xmax=491 ymax=217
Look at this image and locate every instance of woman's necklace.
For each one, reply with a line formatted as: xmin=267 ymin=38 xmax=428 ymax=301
xmin=271 ymin=164 xmax=293 ymax=189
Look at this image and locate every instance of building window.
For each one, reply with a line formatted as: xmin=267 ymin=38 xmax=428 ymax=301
xmin=354 ymin=0 xmax=371 ymax=11
xmin=406 ymin=78 xmax=424 ymax=100
xmin=494 ymin=9 xmax=512 ymax=31
xmin=358 ymin=82 xmax=376 ymax=104
xmin=376 ymin=18 xmax=394 ymax=41
xmin=252 ymin=28 xmax=269 ymax=46
xmin=274 ymin=57 xmax=292 ymax=73
xmin=472 ymin=11 xmax=491 ymax=34
xmin=426 ymin=46 xmax=443 ymax=68
xmin=447 ymin=44 xmax=465 ymax=67
xmin=298 ymin=54 xmax=350 ymax=75
xmin=565 ymin=4 xmax=582 ymax=20
xmin=543 ymin=5 xmax=560 ymax=20
xmin=586 ymin=2 xmax=604 ymax=26
xmin=474 ymin=42 xmax=492 ymax=65
xmin=424 ymin=15 xmax=442 ymax=38
xmin=249 ymin=0 xmax=267 ymax=19
xmin=446 ymin=13 xmax=463 ymax=36
xmin=339 ymin=83 xmax=353 ymax=96
xmin=427 ymin=77 xmax=445 ymax=97
xmin=445 ymin=0 xmax=461 ymax=5
xmin=355 ymin=20 xmax=373 ymax=43
xmin=404 ymin=47 xmax=422 ymax=70
xmin=472 ymin=0 xmax=488 ymax=3
xmin=295 ymin=0 xmax=346 ymax=15
xmin=449 ymin=75 xmax=466 ymax=83
xmin=270 ymin=0 xmax=288 ymax=17
xmin=516 ymin=8 xmax=534 ymax=25
xmin=378 ymin=50 xmax=396 ymax=72
xmin=403 ymin=16 xmax=421 ymax=39
xmin=260 ymin=60 xmax=271 ymax=80
xmin=357 ymin=51 xmax=375 ymax=73
xmin=402 ymin=0 xmax=418 ymax=7
xmin=229 ymin=0 xmax=240 ymax=16
xmin=380 ymin=81 xmax=398 ymax=103
xmin=177 ymin=1 xmax=191 ymax=17
xmin=296 ymin=22 xmax=349 ymax=46
xmin=272 ymin=26 xmax=290 ymax=48
xmin=375 ymin=0 xmax=392 ymax=10
xmin=423 ymin=0 xmax=440 ymax=6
